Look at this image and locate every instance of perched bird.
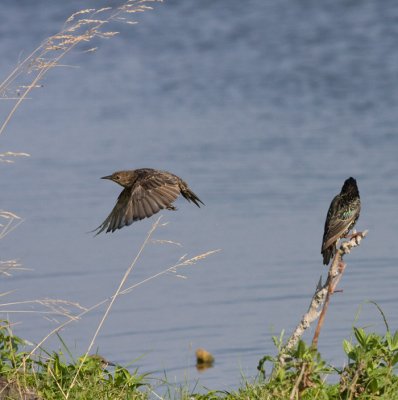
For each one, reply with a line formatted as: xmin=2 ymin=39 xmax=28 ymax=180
xmin=94 ymin=168 xmax=204 ymax=234
xmin=321 ymin=177 xmax=361 ymax=265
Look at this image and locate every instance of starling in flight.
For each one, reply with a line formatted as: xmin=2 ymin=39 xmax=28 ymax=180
xmin=321 ymin=177 xmax=361 ymax=265
xmin=94 ymin=168 xmax=204 ymax=234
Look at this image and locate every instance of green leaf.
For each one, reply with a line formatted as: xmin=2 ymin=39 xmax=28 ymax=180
xmin=391 ymin=352 xmax=398 ymax=366
xmin=297 ymin=340 xmax=306 ymax=358
xmin=391 ymin=331 xmax=398 ymax=351
xmin=343 ymin=339 xmax=354 ymax=355
xmin=354 ymin=327 xmax=367 ymax=347
xmin=368 ymin=377 xmax=379 ymax=393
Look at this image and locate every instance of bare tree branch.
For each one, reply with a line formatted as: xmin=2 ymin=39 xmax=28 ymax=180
xmin=279 ymin=230 xmax=368 ymax=362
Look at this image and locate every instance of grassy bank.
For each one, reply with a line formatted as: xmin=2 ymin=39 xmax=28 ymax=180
xmin=1 ymin=320 xmax=397 ymax=399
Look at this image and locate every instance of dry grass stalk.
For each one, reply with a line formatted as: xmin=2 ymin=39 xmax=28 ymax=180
xmin=66 ymin=216 xmax=163 ymax=395
xmin=1 ymin=211 xmax=26 ymax=296
xmin=0 ymin=260 xmax=25 ymax=277
xmin=0 ymin=152 xmax=30 ymax=163
xmin=0 ymin=298 xmax=87 ymax=323
xmin=66 ymin=216 xmax=218 ymax=396
xmin=279 ymin=230 xmax=368 ymax=363
xmin=0 ymin=210 xmax=24 ymax=239
xmin=119 ymin=248 xmax=221 ymax=295
xmin=289 ymin=362 xmax=307 ymax=400
xmin=1 ymin=209 xmax=87 ymax=323
xmin=0 ymin=216 xmax=218 ymax=398
xmin=2 ymin=217 xmax=218 ymax=360
xmin=0 ymin=215 xmax=214 ymax=397
xmin=0 ymin=0 xmax=162 ymax=137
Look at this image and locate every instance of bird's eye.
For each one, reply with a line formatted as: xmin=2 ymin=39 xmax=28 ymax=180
xmin=114 ymin=175 xmax=120 ymax=180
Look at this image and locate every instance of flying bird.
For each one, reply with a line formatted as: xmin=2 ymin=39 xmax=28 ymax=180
xmin=321 ymin=177 xmax=361 ymax=265
xmin=94 ymin=168 xmax=204 ymax=234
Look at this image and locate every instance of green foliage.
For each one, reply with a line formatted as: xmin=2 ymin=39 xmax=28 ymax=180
xmin=230 ymin=327 xmax=398 ymax=400
xmin=254 ymin=339 xmax=335 ymax=399
xmin=2 ymin=320 xmax=398 ymax=399
xmin=340 ymin=327 xmax=398 ymax=399
xmin=0 ymin=321 xmax=148 ymax=399
xmin=0 ymin=321 xmax=30 ymax=372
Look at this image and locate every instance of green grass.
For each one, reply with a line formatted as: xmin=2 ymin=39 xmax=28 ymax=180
xmin=0 ymin=321 xmax=148 ymax=399
xmin=1 ymin=320 xmax=398 ymax=399
xmin=226 ymin=326 xmax=398 ymax=400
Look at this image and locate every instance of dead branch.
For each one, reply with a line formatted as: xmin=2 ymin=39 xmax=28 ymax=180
xmin=279 ymin=230 xmax=368 ymax=363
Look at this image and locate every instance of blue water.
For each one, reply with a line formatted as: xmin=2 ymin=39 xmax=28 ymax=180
xmin=1 ymin=0 xmax=398 ymax=394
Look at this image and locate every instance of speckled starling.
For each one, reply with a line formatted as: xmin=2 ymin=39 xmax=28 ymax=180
xmin=94 ymin=168 xmax=204 ymax=234
xmin=321 ymin=177 xmax=361 ymax=265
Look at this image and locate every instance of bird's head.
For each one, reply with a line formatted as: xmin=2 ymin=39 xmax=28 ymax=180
xmin=101 ymin=171 xmax=136 ymax=188
xmin=341 ymin=177 xmax=359 ymax=197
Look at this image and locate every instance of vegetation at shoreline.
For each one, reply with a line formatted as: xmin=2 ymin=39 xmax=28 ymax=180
xmin=0 ymin=321 xmax=148 ymax=399
xmin=1 ymin=319 xmax=398 ymax=399
xmin=1 ymin=2 xmax=397 ymax=399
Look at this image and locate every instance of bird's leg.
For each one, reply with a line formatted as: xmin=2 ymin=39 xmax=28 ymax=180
xmin=345 ymin=233 xmax=362 ymax=241
xmin=344 ymin=229 xmax=361 ymax=240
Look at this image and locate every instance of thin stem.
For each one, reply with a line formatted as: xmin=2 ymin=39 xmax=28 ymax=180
xmin=65 ymin=216 xmax=161 ymax=397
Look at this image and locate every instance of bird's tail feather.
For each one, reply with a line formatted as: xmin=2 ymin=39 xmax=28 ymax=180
xmin=322 ymin=246 xmax=335 ymax=265
xmin=181 ymin=188 xmax=204 ymax=207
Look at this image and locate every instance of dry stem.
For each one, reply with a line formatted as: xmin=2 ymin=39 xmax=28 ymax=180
xmin=279 ymin=230 xmax=368 ymax=362
xmin=0 ymin=0 xmax=162 ymax=136
xmin=289 ymin=362 xmax=306 ymax=400
xmin=65 ymin=217 xmax=161 ymax=396
xmin=0 ymin=210 xmax=24 ymax=239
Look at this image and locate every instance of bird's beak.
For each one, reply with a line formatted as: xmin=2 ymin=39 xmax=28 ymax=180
xmin=101 ymin=175 xmax=113 ymax=180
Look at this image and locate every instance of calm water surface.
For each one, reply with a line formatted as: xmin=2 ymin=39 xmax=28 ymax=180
xmin=1 ymin=0 xmax=398 ymax=393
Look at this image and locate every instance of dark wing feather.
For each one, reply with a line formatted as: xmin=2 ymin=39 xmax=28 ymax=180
xmin=131 ymin=173 xmax=180 ymax=219
xmin=94 ymin=172 xmax=181 ymax=234
xmin=94 ymin=188 xmax=133 ymax=234
xmin=322 ymin=197 xmax=360 ymax=251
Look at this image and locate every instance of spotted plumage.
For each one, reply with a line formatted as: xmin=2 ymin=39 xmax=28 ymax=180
xmin=95 ymin=168 xmax=203 ymax=234
xmin=321 ymin=177 xmax=361 ymax=265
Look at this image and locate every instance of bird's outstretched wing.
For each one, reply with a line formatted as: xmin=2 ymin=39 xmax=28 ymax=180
xmin=94 ymin=173 xmax=181 ymax=234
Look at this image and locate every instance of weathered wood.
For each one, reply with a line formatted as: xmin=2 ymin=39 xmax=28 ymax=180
xmin=279 ymin=230 xmax=368 ymax=363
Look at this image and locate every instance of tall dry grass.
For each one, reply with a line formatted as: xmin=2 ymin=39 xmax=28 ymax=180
xmin=0 ymin=0 xmax=163 ymax=319
xmin=0 ymin=0 xmax=163 ymax=284
xmin=0 ymin=0 xmax=163 ymax=136
xmin=1 ymin=2 xmax=219 ymax=398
